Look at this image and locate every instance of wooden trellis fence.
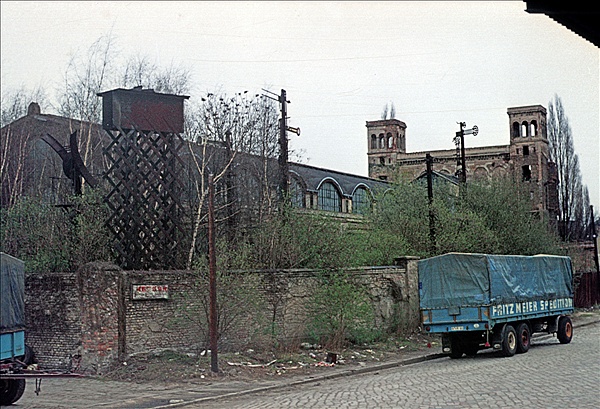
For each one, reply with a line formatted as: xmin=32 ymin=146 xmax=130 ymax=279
xmin=99 ymin=88 xmax=189 ymax=269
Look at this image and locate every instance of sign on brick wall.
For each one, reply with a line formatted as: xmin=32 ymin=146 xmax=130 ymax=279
xmin=132 ymin=284 xmax=169 ymax=300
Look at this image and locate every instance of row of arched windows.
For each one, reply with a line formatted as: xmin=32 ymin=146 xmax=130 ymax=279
xmin=370 ymin=133 xmax=395 ymax=150
xmin=512 ymin=120 xmax=538 ymax=138
xmin=291 ymin=177 xmax=374 ymax=214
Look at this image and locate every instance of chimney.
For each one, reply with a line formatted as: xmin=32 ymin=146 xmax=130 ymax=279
xmin=27 ymin=102 xmax=41 ymax=116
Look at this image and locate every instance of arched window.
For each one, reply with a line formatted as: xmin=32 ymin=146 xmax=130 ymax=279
xmin=379 ymin=133 xmax=385 ymax=149
xmin=530 ymin=120 xmax=537 ymax=136
xmin=521 ymin=122 xmax=528 ymax=137
xmin=352 ymin=187 xmax=372 ymax=214
xmin=290 ymin=176 xmax=305 ymax=208
xmin=387 ymin=132 xmax=393 ymax=149
xmin=318 ymin=181 xmax=341 ymax=212
xmin=371 ymin=134 xmax=377 ymax=149
xmin=512 ymin=122 xmax=520 ymax=138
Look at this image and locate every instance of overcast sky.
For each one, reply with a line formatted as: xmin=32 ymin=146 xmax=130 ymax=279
xmin=1 ymin=1 xmax=598 ymax=208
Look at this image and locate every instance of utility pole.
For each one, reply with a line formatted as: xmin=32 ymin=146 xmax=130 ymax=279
xmin=426 ymin=153 xmax=437 ymax=253
xmin=261 ymin=88 xmax=300 ymax=208
xmin=207 ymin=174 xmax=218 ymax=373
xmin=278 ymin=89 xmax=289 ymax=205
xmin=454 ymin=122 xmax=478 ymax=185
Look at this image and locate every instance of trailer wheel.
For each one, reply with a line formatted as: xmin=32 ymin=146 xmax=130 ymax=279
xmin=501 ymin=325 xmax=517 ymax=357
xmin=516 ymin=323 xmax=531 ymax=354
xmin=463 ymin=345 xmax=479 ymax=357
xmin=557 ymin=316 xmax=573 ymax=344
xmin=0 ymin=379 xmax=26 ymax=406
xmin=449 ymin=335 xmax=463 ymax=359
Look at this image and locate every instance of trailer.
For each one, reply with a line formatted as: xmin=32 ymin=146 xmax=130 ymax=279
xmin=419 ymin=253 xmax=574 ymax=358
xmin=1 ymin=253 xmax=84 ymax=405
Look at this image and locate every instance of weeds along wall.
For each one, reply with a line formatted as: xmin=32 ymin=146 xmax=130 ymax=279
xmin=24 ymin=259 xmax=420 ymax=374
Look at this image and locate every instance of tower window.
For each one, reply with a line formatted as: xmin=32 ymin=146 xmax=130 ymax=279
xmin=513 ymin=122 xmax=520 ymax=138
xmin=387 ymin=132 xmax=393 ymax=149
xmin=522 ymin=165 xmax=532 ymax=181
xmin=521 ymin=122 xmax=528 ymax=137
xmin=379 ymin=133 xmax=385 ymax=149
xmin=530 ymin=120 xmax=538 ymax=136
xmin=380 ymin=157 xmax=385 ymax=165
xmin=523 ymin=146 xmax=529 ymax=156
xmin=371 ymin=134 xmax=377 ymax=149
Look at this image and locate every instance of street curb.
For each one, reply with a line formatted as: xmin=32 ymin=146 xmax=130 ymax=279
xmin=154 ymin=317 xmax=600 ymax=408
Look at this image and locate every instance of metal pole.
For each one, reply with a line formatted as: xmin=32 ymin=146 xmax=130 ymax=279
xmin=278 ymin=89 xmax=289 ymax=206
xmin=459 ymin=122 xmax=467 ymax=184
xmin=208 ymin=174 xmax=218 ymax=373
xmin=426 ymin=154 xmax=436 ymax=253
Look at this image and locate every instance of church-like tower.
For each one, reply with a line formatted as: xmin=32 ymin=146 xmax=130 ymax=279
xmin=366 ymin=119 xmax=406 ymax=180
xmin=507 ymin=105 xmax=558 ymax=220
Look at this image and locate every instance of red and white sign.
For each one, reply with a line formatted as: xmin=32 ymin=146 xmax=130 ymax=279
xmin=132 ymin=284 xmax=169 ymax=300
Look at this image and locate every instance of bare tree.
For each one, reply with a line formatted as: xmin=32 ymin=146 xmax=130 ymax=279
xmin=547 ymin=94 xmax=589 ymax=241
xmin=182 ymin=90 xmax=279 ymax=268
xmin=380 ymin=102 xmax=396 ymax=120
xmin=1 ymin=86 xmax=48 ymax=127
xmin=121 ymin=54 xmax=192 ymax=95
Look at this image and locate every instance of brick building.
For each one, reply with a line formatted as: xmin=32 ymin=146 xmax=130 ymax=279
xmin=366 ymin=105 xmax=559 ymax=221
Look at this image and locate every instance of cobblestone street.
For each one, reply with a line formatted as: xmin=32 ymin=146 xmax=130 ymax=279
xmin=206 ymin=322 xmax=600 ymax=409
xmin=15 ymin=317 xmax=599 ymax=409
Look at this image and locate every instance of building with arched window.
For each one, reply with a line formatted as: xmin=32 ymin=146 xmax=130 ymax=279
xmin=289 ymin=163 xmax=387 ymax=216
xmin=366 ymin=105 xmax=559 ymax=221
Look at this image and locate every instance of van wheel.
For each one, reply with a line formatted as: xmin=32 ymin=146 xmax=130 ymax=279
xmin=557 ymin=316 xmax=573 ymax=344
xmin=516 ymin=323 xmax=531 ymax=353
xmin=501 ymin=325 xmax=517 ymax=357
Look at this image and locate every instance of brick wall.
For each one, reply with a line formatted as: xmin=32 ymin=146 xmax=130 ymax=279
xmin=24 ymin=272 xmax=81 ymax=370
xmin=25 ymin=259 xmax=420 ymax=374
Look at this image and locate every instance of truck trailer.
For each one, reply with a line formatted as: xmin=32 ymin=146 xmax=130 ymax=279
xmin=419 ymin=253 xmax=574 ymax=358
xmin=1 ymin=253 xmax=30 ymax=405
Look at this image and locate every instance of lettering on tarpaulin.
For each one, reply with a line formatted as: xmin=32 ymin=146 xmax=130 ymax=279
xmin=491 ymin=298 xmax=572 ymax=317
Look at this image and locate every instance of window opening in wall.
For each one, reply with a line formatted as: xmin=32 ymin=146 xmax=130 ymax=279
xmin=522 ymin=165 xmax=532 ymax=181
xmin=387 ymin=132 xmax=393 ymax=149
xmin=523 ymin=146 xmax=529 ymax=156
xmin=352 ymin=187 xmax=372 ymax=214
xmin=380 ymin=157 xmax=385 ymax=165
xmin=530 ymin=121 xmax=537 ymax=136
xmin=290 ymin=177 xmax=305 ymax=208
xmin=513 ymin=122 xmax=520 ymax=138
xmin=521 ymin=122 xmax=528 ymax=137
xmin=379 ymin=134 xmax=385 ymax=149
xmin=371 ymin=134 xmax=377 ymax=149
xmin=318 ymin=181 xmax=341 ymax=212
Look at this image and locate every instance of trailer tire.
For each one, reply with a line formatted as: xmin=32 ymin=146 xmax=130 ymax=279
xmin=449 ymin=335 xmax=463 ymax=359
xmin=0 ymin=379 xmax=26 ymax=406
xmin=463 ymin=345 xmax=479 ymax=356
xmin=557 ymin=316 xmax=573 ymax=344
xmin=516 ymin=323 xmax=531 ymax=354
xmin=501 ymin=325 xmax=517 ymax=357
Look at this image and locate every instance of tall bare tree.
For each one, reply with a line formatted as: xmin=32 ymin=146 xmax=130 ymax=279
xmin=121 ymin=54 xmax=192 ymax=95
xmin=1 ymin=86 xmax=48 ymax=127
xmin=182 ymin=90 xmax=280 ymax=268
xmin=547 ymin=94 xmax=589 ymax=241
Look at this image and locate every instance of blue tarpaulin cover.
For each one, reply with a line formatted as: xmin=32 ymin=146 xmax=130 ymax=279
xmin=418 ymin=253 xmax=573 ymax=309
xmin=0 ymin=253 xmax=25 ymax=331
